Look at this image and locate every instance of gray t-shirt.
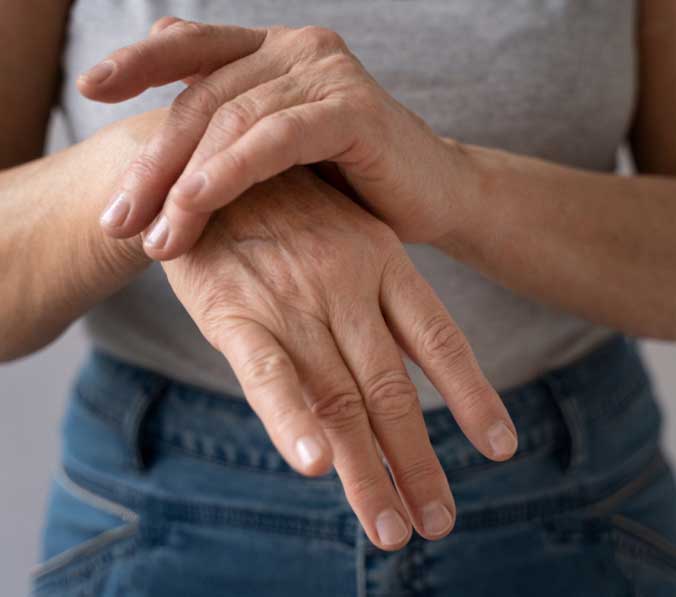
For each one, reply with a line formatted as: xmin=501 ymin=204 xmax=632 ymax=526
xmin=61 ymin=0 xmax=635 ymax=409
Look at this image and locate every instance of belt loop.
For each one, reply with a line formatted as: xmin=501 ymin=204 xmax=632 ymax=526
xmin=541 ymin=373 xmax=588 ymax=473
xmin=121 ymin=378 xmax=168 ymax=471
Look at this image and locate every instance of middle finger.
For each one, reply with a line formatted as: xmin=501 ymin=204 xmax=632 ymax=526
xmin=330 ymin=302 xmax=456 ymax=541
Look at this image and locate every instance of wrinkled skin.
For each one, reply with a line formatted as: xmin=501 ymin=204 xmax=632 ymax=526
xmin=162 ymin=167 xmax=515 ymax=550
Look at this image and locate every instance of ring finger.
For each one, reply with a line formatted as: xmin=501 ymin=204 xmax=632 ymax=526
xmin=330 ymin=302 xmax=456 ymax=541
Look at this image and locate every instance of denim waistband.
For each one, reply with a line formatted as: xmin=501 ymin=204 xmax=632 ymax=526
xmin=73 ymin=335 xmax=653 ymax=476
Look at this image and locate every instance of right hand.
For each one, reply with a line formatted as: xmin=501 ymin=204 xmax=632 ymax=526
xmin=161 ymin=166 xmax=518 ymax=550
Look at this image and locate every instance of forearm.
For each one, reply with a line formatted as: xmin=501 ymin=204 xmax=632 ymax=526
xmin=0 ymin=113 xmax=160 ymax=360
xmin=436 ymin=143 xmax=676 ymax=339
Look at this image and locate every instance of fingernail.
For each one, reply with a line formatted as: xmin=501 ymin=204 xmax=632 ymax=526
xmin=375 ymin=509 xmax=409 ymax=547
xmin=487 ymin=421 xmax=518 ymax=459
xmin=174 ymin=172 xmax=207 ymax=202
xmin=144 ymin=215 xmax=170 ymax=250
xmin=80 ymin=60 xmax=115 ymax=84
xmin=296 ymin=436 xmax=323 ymax=469
xmin=100 ymin=193 xmax=130 ymax=228
xmin=421 ymin=501 xmax=454 ymax=536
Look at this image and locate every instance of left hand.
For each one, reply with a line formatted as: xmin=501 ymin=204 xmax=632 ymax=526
xmin=80 ymin=17 xmax=464 ymax=260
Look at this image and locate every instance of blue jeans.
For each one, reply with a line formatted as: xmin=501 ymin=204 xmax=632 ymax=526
xmin=32 ymin=336 xmax=676 ymax=596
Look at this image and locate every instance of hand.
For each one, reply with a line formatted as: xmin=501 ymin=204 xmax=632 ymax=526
xmin=80 ymin=17 xmax=464 ymax=260
xmin=161 ymin=167 xmax=517 ymax=550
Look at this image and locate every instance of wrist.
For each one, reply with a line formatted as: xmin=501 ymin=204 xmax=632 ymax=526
xmin=430 ymin=140 xmax=502 ymax=261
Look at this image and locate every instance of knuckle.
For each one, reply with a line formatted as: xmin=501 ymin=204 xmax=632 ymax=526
xmin=348 ymin=473 xmax=386 ymax=503
xmin=266 ymin=24 xmax=292 ymax=39
xmin=268 ymin=110 xmax=305 ymax=145
xmin=128 ymin=152 xmax=163 ymax=183
xmin=419 ymin=314 xmax=468 ymax=363
xmin=297 ymin=26 xmax=346 ymax=54
xmin=186 ymin=289 xmax=248 ymax=350
xmin=368 ymin=219 xmax=399 ymax=248
xmin=311 ymin=390 xmax=366 ymax=431
xmin=222 ymin=148 xmax=250 ymax=178
xmin=172 ymin=20 xmax=210 ymax=39
xmin=363 ymin=370 xmax=419 ymax=423
xmin=241 ymin=347 xmax=296 ymax=390
xmin=270 ymin=403 xmax=309 ymax=435
xmin=172 ymin=79 xmax=222 ymax=122
xmin=318 ymin=52 xmax=363 ymax=84
xmin=454 ymin=383 xmax=493 ymax=419
xmin=150 ymin=16 xmax=181 ymax=35
xmin=114 ymin=44 xmax=141 ymax=65
xmin=395 ymin=458 xmax=442 ymax=489
xmin=213 ymin=97 xmax=258 ymax=138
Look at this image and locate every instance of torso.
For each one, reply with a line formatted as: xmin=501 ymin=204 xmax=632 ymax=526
xmin=62 ymin=0 xmax=636 ymax=408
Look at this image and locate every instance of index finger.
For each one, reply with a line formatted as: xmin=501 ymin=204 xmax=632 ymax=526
xmin=214 ymin=317 xmax=334 ymax=477
xmin=78 ymin=20 xmax=267 ymax=103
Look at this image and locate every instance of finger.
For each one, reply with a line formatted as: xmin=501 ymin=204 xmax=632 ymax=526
xmin=146 ymin=75 xmax=308 ymax=258
xmin=215 ymin=317 xmax=333 ymax=477
xmin=180 ymin=74 xmax=308 ymax=177
xmin=330 ymin=302 xmax=456 ymax=541
xmin=381 ymin=255 xmax=518 ymax=462
xmin=166 ymin=101 xmax=359 ymax=214
xmin=78 ymin=22 xmax=267 ymax=102
xmin=149 ymin=16 xmax=183 ymax=36
xmin=150 ymin=18 xmax=203 ymax=86
xmin=141 ymin=205 xmax=211 ymax=261
xmin=286 ymin=321 xmax=412 ymax=551
xmin=99 ymin=53 xmax=286 ymax=241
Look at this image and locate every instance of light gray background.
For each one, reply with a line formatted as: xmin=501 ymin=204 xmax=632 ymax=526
xmin=1 ymin=120 xmax=675 ymax=597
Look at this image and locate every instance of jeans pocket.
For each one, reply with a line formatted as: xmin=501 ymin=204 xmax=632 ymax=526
xmin=608 ymin=513 xmax=676 ymax=591
xmin=590 ymin=452 xmax=676 ymax=590
xmin=30 ymin=469 xmax=141 ymax=597
xmin=543 ymin=453 xmax=676 ymax=596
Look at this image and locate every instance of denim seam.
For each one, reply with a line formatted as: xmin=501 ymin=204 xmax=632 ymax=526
xmin=148 ymin=436 xmax=341 ymax=483
xmin=443 ymin=439 xmax=560 ymax=481
xmin=586 ymin=375 xmax=650 ymax=423
xmin=74 ymin=383 xmax=120 ymax=427
xmin=609 ymin=514 xmax=676 ymax=574
xmin=587 ymin=453 xmax=667 ymax=516
xmin=31 ymin=534 xmax=139 ymax=592
xmin=63 ymin=464 xmax=357 ymax=545
xmin=453 ymin=443 xmax=663 ymax=532
xmin=30 ymin=469 xmax=140 ymax=585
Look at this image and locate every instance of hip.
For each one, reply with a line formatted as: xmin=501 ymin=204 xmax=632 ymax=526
xmin=32 ymin=336 xmax=676 ymax=596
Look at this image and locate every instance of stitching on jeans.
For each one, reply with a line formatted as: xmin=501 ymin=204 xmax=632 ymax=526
xmin=74 ymin=383 xmax=120 ymax=427
xmin=453 ymin=444 xmax=664 ymax=532
xmin=55 ymin=467 xmax=139 ymax=523
xmin=63 ymin=464 xmax=356 ymax=545
xmin=587 ymin=454 xmax=666 ymax=516
xmin=610 ymin=514 xmax=676 ymax=573
xmin=30 ymin=469 xmax=139 ymax=583
xmin=148 ymin=437 xmax=340 ymax=483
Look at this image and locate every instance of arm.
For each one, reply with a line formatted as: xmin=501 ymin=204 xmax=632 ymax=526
xmin=434 ymin=0 xmax=676 ymax=340
xmin=0 ymin=0 xmax=72 ymax=167
xmin=79 ymin=14 xmax=676 ymax=342
xmin=0 ymin=113 xmax=158 ymax=361
xmin=0 ymin=0 xmax=152 ymax=360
